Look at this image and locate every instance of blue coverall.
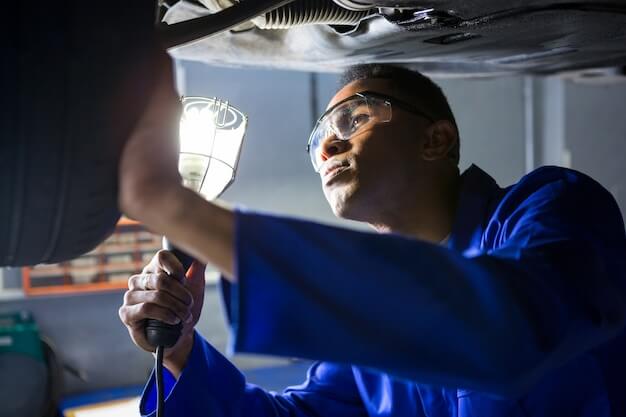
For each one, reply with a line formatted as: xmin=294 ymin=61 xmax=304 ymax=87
xmin=141 ymin=165 xmax=626 ymax=417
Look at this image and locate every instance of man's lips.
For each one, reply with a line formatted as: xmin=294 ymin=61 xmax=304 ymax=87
xmin=322 ymin=160 xmax=351 ymax=184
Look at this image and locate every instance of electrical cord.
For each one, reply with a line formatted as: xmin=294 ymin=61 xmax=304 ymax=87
xmin=155 ymin=345 xmax=165 ymax=417
xmin=147 ymin=240 xmax=195 ymax=417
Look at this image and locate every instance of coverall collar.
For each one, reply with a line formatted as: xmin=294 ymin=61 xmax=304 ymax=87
xmin=447 ymin=164 xmax=504 ymax=253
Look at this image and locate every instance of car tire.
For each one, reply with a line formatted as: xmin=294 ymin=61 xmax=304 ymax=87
xmin=0 ymin=0 xmax=161 ymax=266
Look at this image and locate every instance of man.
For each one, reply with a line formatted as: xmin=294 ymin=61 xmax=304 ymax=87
xmin=118 ymin=56 xmax=626 ymax=416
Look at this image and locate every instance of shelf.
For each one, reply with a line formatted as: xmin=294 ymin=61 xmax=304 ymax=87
xmin=97 ymin=241 xmax=161 ymax=256
xmin=22 ymin=220 xmax=161 ymax=297
xmin=23 ymin=281 xmax=129 ymax=296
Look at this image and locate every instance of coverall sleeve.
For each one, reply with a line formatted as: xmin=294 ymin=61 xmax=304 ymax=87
xmin=140 ymin=331 xmax=367 ymax=417
xmin=227 ymin=175 xmax=626 ymax=397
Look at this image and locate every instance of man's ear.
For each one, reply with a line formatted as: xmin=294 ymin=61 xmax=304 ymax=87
xmin=422 ymin=120 xmax=458 ymax=161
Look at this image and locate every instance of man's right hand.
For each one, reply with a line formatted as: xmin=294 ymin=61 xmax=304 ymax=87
xmin=119 ymin=250 xmax=206 ymax=377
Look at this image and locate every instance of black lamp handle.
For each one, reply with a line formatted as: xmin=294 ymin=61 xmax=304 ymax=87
xmin=145 ymin=238 xmax=195 ymax=348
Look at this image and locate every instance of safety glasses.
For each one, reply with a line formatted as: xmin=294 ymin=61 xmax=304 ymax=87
xmin=306 ymin=91 xmax=434 ymax=172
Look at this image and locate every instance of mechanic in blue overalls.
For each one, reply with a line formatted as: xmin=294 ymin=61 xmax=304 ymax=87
xmin=118 ymin=56 xmax=626 ymax=417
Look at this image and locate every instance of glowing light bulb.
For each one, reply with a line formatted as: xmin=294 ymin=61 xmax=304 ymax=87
xmin=178 ymin=97 xmax=247 ymax=199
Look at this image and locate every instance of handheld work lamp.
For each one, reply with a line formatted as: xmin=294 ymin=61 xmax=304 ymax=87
xmin=177 ymin=96 xmax=248 ymax=200
xmin=145 ymin=96 xmax=247 ymax=417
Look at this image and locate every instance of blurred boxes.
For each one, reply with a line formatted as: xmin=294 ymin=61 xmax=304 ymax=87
xmin=22 ymin=218 xmax=161 ymax=296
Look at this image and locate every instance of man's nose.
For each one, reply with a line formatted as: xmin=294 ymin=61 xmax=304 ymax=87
xmin=319 ymin=136 xmax=349 ymax=163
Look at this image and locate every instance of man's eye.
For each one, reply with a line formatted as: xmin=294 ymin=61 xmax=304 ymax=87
xmin=350 ymin=113 xmax=369 ymax=130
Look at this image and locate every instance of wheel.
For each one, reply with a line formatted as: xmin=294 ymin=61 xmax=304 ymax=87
xmin=0 ymin=0 xmax=161 ymax=266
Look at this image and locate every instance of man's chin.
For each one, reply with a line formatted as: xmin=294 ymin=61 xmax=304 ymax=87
xmin=325 ymin=192 xmax=348 ymax=218
xmin=331 ymin=204 xmax=349 ymax=219
xmin=325 ymin=181 xmax=368 ymax=217
xmin=328 ymin=194 xmax=359 ymax=221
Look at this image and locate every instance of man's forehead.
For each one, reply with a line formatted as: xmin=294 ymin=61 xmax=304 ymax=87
xmin=327 ymin=78 xmax=395 ymax=110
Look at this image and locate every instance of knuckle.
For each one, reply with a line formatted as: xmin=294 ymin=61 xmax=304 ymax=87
xmin=154 ymin=272 xmax=169 ymax=290
xmin=123 ymin=290 xmax=132 ymax=305
xmin=118 ymin=306 xmax=129 ymax=323
xmin=128 ymin=275 xmax=140 ymax=290
xmin=141 ymin=274 xmax=153 ymax=290
xmin=149 ymin=275 xmax=160 ymax=290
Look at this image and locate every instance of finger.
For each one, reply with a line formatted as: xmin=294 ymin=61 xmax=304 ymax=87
xmin=142 ymin=250 xmax=183 ymax=279
xmin=119 ymin=302 xmax=181 ymax=327
xmin=142 ymin=251 xmax=163 ymax=274
xmin=185 ymin=261 xmax=207 ymax=292
xmin=128 ymin=272 xmax=193 ymax=307
xmin=127 ymin=327 xmax=154 ymax=354
xmin=125 ymin=290 xmax=192 ymax=324
xmin=156 ymin=250 xmax=185 ymax=280
xmin=118 ymin=304 xmax=155 ymax=353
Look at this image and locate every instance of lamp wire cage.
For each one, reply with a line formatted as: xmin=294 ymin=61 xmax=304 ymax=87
xmin=179 ymin=96 xmax=248 ymax=200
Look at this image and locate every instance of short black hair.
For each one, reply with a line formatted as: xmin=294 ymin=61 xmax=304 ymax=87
xmin=340 ymin=64 xmax=459 ymax=164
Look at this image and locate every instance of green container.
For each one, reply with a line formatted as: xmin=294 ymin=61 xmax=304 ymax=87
xmin=0 ymin=311 xmax=44 ymax=363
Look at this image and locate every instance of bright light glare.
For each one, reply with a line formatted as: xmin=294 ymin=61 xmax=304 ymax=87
xmin=180 ymin=106 xmax=217 ymax=155
xmin=179 ymin=97 xmax=247 ymax=200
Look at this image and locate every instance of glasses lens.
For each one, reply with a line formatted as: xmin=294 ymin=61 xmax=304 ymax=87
xmin=332 ymin=99 xmax=372 ymax=138
xmin=308 ymin=119 xmax=334 ymax=171
xmin=307 ymin=95 xmax=391 ymax=172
